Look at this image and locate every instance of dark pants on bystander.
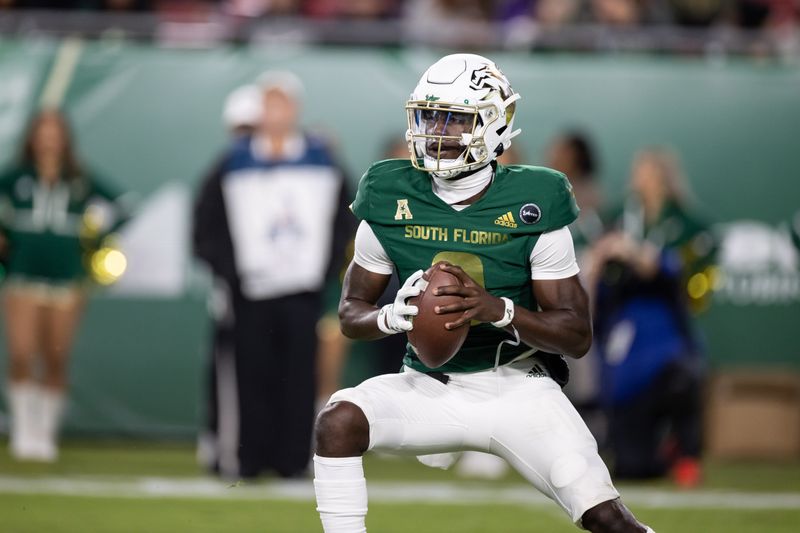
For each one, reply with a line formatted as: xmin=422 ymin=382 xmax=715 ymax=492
xmin=608 ymin=356 xmax=704 ymax=479
xmin=233 ymin=291 xmax=321 ymax=479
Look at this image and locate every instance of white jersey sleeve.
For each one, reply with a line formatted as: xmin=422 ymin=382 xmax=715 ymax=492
xmin=529 ymin=226 xmax=580 ymax=280
xmin=353 ymin=220 xmax=394 ymax=275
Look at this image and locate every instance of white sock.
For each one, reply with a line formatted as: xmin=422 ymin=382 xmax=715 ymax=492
xmin=7 ymin=382 xmax=37 ymax=457
xmin=313 ymin=455 xmax=368 ymax=533
xmin=645 ymin=527 xmax=656 ymax=533
xmin=38 ymin=388 xmax=65 ymax=460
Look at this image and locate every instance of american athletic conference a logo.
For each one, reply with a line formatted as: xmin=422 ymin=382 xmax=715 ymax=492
xmin=394 ymin=199 xmax=413 ymax=220
xmin=519 ymin=203 xmax=541 ymax=225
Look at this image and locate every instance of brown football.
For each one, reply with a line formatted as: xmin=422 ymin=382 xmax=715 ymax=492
xmin=407 ymin=263 xmax=470 ymax=368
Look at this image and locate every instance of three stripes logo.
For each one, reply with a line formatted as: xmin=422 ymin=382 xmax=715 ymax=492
xmin=494 ymin=211 xmax=517 ymax=228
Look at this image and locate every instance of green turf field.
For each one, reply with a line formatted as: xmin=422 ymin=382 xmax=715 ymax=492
xmin=1 ymin=441 xmax=798 ymax=532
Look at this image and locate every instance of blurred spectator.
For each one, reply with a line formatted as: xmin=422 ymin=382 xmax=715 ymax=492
xmin=546 ymin=130 xmax=603 ymax=250
xmin=403 ymin=0 xmax=495 ymax=48
xmin=494 ymin=0 xmax=535 ymax=22
xmin=0 ymin=109 xmax=130 ymax=462
xmin=590 ymin=0 xmax=643 ymax=26
xmin=586 ymin=147 xmax=716 ymax=488
xmin=102 ymin=0 xmax=152 ymax=11
xmin=192 ymin=71 xmax=351 ymax=479
xmin=434 ymin=0 xmax=493 ymax=18
xmin=0 ymin=0 xmax=65 ymax=7
xmin=223 ymin=0 xmax=298 ymax=17
xmin=667 ymin=0 xmax=725 ymax=27
xmin=731 ymin=0 xmax=772 ymax=29
xmin=2 ymin=0 xmax=796 ymax=58
xmin=304 ymin=0 xmax=399 ymax=19
xmin=221 ymin=84 xmax=262 ymax=137
xmin=192 ymin=83 xmax=261 ymax=476
xmin=535 ymin=0 xmax=583 ymax=28
xmin=545 ymin=131 xmax=604 ymax=415
xmin=0 ymin=0 xmax=153 ymax=9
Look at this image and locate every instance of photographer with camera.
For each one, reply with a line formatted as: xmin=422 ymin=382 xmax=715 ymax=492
xmin=586 ymin=147 xmax=716 ymax=488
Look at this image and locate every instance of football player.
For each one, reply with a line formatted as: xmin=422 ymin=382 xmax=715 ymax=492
xmin=313 ymin=54 xmax=654 ymax=532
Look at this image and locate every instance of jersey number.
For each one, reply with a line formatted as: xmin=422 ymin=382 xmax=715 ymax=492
xmin=431 ymin=251 xmax=485 ymax=325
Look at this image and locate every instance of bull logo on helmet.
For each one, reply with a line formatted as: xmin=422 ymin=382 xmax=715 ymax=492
xmin=469 ymin=66 xmax=505 ymax=92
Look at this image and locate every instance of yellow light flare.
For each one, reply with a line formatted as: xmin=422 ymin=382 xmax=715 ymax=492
xmin=91 ymin=247 xmax=127 ymax=285
xmin=687 ymin=272 xmax=710 ymax=300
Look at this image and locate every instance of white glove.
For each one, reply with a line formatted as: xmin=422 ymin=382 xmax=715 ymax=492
xmin=377 ymin=269 xmax=424 ymax=334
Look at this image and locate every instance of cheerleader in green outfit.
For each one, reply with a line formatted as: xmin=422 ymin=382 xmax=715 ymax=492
xmin=0 ymin=109 xmax=129 ymax=461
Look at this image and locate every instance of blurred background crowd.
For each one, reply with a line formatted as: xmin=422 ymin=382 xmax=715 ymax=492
xmin=2 ymin=0 xmax=797 ymax=30
xmin=0 ymin=0 xmax=798 ymax=496
xmin=1 ymin=0 xmax=799 ymax=58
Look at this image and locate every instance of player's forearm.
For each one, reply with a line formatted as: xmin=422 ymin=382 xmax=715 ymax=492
xmin=505 ymin=307 xmax=592 ymax=359
xmin=338 ymin=298 xmax=389 ymax=341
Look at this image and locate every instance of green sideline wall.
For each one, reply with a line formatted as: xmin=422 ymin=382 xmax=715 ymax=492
xmin=0 ymin=39 xmax=798 ymax=437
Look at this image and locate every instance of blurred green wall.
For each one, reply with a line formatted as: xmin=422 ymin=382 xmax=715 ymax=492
xmin=0 ymin=39 xmax=798 ymax=437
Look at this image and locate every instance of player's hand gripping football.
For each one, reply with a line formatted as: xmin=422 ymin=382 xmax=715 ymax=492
xmin=433 ymin=263 xmax=506 ymax=330
xmin=377 ymin=269 xmax=424 ymax=334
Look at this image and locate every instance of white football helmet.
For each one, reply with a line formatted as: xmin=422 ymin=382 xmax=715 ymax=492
xmin=405 ymin=54 xmax=521 ymax=179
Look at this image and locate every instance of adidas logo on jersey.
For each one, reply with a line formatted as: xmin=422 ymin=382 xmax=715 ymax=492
xmin=526 ymin=364 xmax=548 ymax=378
xmin=494 ymin=211 xmax=517 ymax=228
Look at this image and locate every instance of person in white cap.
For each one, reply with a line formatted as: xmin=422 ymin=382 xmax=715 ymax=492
xmin=193 ymin=82 xmax=263 ymax=476
xmin=193 ymin=73 xmax=353 ymax=479
xmin=221 ymin=84 xmax=262 ymax=137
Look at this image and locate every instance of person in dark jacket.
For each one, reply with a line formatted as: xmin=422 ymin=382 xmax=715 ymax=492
xmin=192 ymin=73 xmax=352 ymax=479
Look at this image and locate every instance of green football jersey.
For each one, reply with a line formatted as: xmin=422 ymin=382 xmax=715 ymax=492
xmin=351 ymin=159 xmax=579 ymax=373
xmin=0 ymin=164 xmax=128 ymax=283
